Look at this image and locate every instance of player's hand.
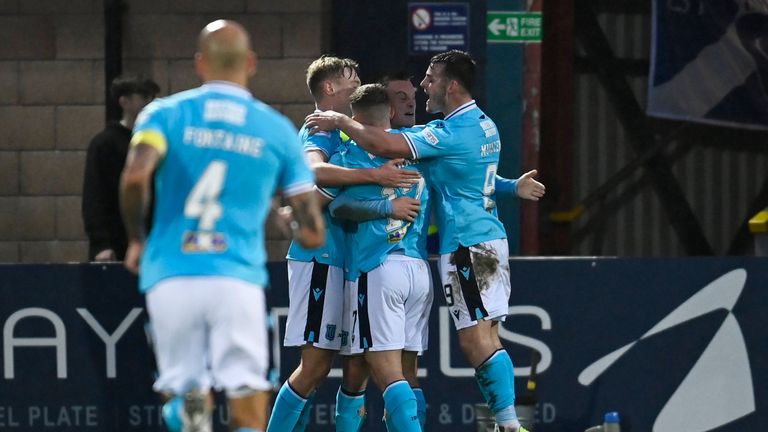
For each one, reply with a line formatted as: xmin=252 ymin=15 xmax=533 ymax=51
xmin=374 ymin=158 xmax=421 ymax=188
xmin=276 ymin=205 xmax=299 ymax=238
xmin=265 ymin=203 xmax=296 ymax=240
xmin=305 ymin=110 xmax=346 ymax=133
xmin=390 ymin=197 xmax=421 ymax=222
xmin=516 ymin=169 xmax=546 ymax=201
xmin=123 ymin=241 xmax=144 ymax=275
xmin=94 ymin=248 xmax=116 ymax=262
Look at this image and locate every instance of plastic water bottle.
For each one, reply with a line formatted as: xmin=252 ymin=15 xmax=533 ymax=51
xmin=603 ymin=412 xmax=621 ymax=432
xmin=583 ymin=411 xmax=621 ymax=432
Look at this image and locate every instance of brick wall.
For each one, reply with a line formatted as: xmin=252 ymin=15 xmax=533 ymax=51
xmin=0 ymin=0 xmax=328 ymax=263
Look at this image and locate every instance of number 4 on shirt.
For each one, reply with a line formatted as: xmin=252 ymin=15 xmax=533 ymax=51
xmin=184 ymin=160 xmax=227 ymax=230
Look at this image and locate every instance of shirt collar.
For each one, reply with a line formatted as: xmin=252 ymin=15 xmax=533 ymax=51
xmin=444 ymin=99 xmax=477 ymax=120
xmin=202 ymin=81 xmax=253 ymax=99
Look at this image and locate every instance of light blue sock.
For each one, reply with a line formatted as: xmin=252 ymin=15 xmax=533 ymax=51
xmin=475 ymin=350 xmax=516 ymax=418
xmin=494 ymin=406 xmax=521 ymax=428
xmin=267 ymin=381 xmax=307 ymax=432
xmin=412 ymin=387 xmax=426 ymax=429
xmin=498 ymin=350 xmax=516 ymax=388
xmin=382 ymin=380 xmax=420 ymax=432
xmin=494 ymin=351 xmax=521 ymax=427
xmin=335 ymin=386 xmax=366 ymax=431
xmin=293 ymin=390 xmax=316 ymax=432
xmin=161 ymin=396 xmax=183 ymax=432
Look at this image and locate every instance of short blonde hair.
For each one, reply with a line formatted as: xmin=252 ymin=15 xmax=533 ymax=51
xmin=306 ymin=55 xmax=359 ymax=100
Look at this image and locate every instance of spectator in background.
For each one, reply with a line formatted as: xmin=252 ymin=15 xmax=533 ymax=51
xmin=82 ymin=74 xmax=160 ymax=261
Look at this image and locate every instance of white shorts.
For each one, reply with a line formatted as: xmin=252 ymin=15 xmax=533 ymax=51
xmin=343 ymin=254 xmax=433 ymax=354
xmin=284 ymin=260 xmax=345 ymax=350
xmin=146 ymin=276 xmax=270 ymax=397
xmin=338 ymin=278 xmax=358 ymax=356
xmin=439 ymin=239 xmax=511 ymax=330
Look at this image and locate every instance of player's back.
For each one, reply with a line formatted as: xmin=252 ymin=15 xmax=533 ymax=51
xmin=137 ymin=82 xmax=312 ymax=292
xmin=335 ymin=141 xmax=428 ymax=280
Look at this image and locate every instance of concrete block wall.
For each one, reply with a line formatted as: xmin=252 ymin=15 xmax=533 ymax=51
xmin=0 ymin=0 xmax=329 ymax=263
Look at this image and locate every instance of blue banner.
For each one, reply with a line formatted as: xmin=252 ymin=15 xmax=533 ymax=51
xmin=0 ymin=259 xmax=766 ymax=431
xmin=649 ymin=0 xmax=768 ymax=130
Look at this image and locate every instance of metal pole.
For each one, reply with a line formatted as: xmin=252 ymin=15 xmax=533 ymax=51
xmin=104 ymin=0 xmax=124 ymax=122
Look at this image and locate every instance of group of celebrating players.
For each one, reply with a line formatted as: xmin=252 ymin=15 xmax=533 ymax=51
xmin=120 ymin=19 xmax=544 ymax=432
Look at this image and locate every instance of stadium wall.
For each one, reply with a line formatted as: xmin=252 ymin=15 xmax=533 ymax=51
xmin=0 ymin=0 xmax=328 ymax=263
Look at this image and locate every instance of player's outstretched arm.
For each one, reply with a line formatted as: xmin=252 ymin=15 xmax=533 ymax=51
xmin=305 ymin=111 xmax=413 ymax=159
xmin=285 ymin=190 xmax=326 ymax=249
xmin=314 ymin=159 xmax=421 ymax=188
xmin=119 ymin=143 xmax=162 ymax=274
xmin=495 ymin=171 xmax=545 ymax=201
xmin=515 ymin=169 xmax=546 ymax=201
xmin=494 ymin=174 xmax=518 ymax=196
xmin=306 ymin=149 xmax=419 ymax=188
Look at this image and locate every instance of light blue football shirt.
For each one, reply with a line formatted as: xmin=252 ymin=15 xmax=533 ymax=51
xmin=133 ymin=81 xmax=314 ymax=292
xmin=322 ymin=140 xmax=428 ymax=281
xmin=284 ymin=123 xmax=346 ymax=267
xmin=401 ymin=100 xmax=506 ymax=254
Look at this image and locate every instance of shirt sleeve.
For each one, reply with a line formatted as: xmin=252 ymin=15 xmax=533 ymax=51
xmin=303 ymin=130 xmax=337 ymax=159
xmin=329 ymin=193 xmax=392 ymax=221
xmin=280 ymin=124 xmax=316 ymax=198
xmin=495 ymin=174 xmax=519 ymax=196
xmin=400 ymin=120 xmax=456 ymax=160
xmin=131 ymin=101 xmax=168 ymax=157
xmin=316 ymin=147 xmax=345 ymax=198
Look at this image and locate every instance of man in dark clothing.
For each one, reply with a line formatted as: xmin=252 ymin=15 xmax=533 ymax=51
xmin=82 ymin=75 xmax=160 ymax=261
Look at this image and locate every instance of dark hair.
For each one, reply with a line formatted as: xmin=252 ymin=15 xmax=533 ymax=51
xmin=110 ymin=75 xmax=160 ymax=102
xmin=378 ymin=70 xmax=413 ymax=87
xmin=429 ymin=50 xmax=475 ymax=93
xmin=306 ymin=55 xmax=360 ymax=99
xmin=349 ymin=83 xmax=389 ymax=109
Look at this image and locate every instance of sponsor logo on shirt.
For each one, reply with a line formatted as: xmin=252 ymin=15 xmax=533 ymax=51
xmin=423 ymin=129 xmax=440 ymax=146
xmin=204 ymin=99 xmax=247 ymax=125
xmin=182 ymin=231 xmax=228 ymax=253
xmin=480 ymin=120 xmax=498 ymax=138
xmin=481 ymin=140 xmax=501 ymax=157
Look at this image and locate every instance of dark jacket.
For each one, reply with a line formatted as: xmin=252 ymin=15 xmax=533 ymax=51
xmin=82 ymin=121 xmax=131 ymax=260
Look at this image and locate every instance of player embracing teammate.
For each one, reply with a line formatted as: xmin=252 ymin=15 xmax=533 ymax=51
xmin=304 ymin=50 xmax=544 ymax=432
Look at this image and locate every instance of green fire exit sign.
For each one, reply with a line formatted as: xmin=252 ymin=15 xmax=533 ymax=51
xmin=487 ymin=11 xmax=542 ymax=43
